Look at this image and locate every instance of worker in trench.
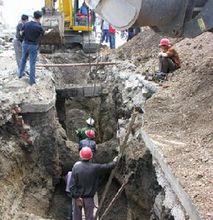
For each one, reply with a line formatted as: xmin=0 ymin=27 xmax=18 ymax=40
xmin=76 ymin=117 xmax=96 ymax=141
xmin=79 ymin=129 xmax=97 ymax=155
xmin=13 ymin=14 xmax=29 ymax=70
xmin=69 ymin=147 xmax=118 ymax=220
xmin=156 ymin=38 xmax=181 ymax=81
xmin=66 ymin=123 xmax=96 ymax=219
xmin=18 ymin=11 xmax=52 ymax=85
xmin=65 ymin=171 xmax=73 ymax=220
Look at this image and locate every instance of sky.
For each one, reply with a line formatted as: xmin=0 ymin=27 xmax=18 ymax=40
xmin=3 ymin=0 xmax=43 ymax=28
xmin=2 ymin=0 xmax=85 ymax=28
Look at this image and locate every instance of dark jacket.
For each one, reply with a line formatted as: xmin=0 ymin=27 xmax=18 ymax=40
xmin=22 ymin=21 xmax=45 ymax=45
xmin=79 ymin=138 xmax=96 ymax=153
xmin=16 ymin=22 xmax=24 ymax=42
xmin=70 ymin=161 xmax=116 ymax=198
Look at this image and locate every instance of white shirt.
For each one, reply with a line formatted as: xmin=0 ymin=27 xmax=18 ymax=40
xmin=102 ymin=20 xmax=109 ymax=30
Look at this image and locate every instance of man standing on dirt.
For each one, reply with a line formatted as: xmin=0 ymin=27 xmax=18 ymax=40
xmin=19 ymin=11 xmax=52 ymax=85
xmin=13 ymin=14 xmax=29 ymax=69
xmin=101 ymin=20 xmax=109 ymax=44
xmin=109 ymin=25 xmax=116 ymax=49
xmin=70 ymin=147 xmax=118 ymax=220
xmin=157 ymin=38 xmax=181 ymax=80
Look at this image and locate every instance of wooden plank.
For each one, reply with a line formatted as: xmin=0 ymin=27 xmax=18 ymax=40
xmin=37 ymin=62 xmax=119 ymax=68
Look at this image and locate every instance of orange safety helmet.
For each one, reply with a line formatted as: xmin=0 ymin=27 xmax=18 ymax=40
xmin=159 ymin=38 xmax=171 ymax=47
xmin=79 ymin=147 xmax=93 ymax=160
xmin=85 ymin=130 xmax=95 ymax=139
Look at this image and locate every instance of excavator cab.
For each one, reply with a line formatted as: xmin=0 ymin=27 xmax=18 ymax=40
xmin=59 ymin=0 xmax=97 ymax=52
xmin=59 ymin=0 xmax=91 ymax=29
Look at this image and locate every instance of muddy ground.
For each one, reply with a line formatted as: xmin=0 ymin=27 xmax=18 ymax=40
xmin=102 ymin=29 xmax=213 ymax=219
xmin=0 ymin=28 xmax=212 ymax=220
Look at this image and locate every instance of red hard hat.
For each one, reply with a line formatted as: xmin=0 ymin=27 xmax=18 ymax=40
xmin=159 ymin=38 xmax=170 ymax=47
xmin=85 ymin=130 xmax=95 ymax=139
xmin=79 ymin=147 xmax=93 ymax=160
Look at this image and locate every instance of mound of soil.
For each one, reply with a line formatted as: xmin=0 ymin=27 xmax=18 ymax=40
xmin=143 ymin=32 xmax=213 ymax=219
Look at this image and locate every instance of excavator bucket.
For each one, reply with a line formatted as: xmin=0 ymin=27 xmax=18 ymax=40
xmin=64 ymin=31 xmax=98 ymax=53
xmin=82 ymin=32 xmax=99 ymax=53
xmin=41 ymin=13 xmax=64 ymax=46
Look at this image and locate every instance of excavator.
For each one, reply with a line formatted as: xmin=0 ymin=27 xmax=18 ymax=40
xmin=85 ymin=0 xmax=213 ymax=38
xmin=41 ymin=0 xmax=98 ymax=53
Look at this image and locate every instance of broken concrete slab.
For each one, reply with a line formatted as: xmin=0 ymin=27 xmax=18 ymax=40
xmin=0 ymin=50 xmax=56 ymax=125
xmin=56 ymin=84 xmax=102 ymax=98
xmin=141 ymin=130 xmax=202 ymax=220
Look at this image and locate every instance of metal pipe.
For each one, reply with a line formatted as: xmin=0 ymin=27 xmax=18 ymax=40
xmin=134 ymin=0 xmax=183 ymax=27
xmin=37 ymin=62 xmax=119 ymax=68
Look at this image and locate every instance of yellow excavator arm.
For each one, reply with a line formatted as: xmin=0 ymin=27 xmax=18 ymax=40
xmin=44 ymin=0 xmax=56 ymax=12
xmin=58 ymin=0 xmax=73 ymax=28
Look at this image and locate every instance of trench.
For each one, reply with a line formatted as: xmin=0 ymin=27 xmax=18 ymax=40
xmin=0 ymin=50 xmax=168 ymax=219
xmin=43 ymin=52 xmax=162 ymax=220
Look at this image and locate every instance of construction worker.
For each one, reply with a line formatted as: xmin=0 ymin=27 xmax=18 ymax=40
xmin=19 ymin=11 xmax=52 ymax=85
xmin=157 ymin=38 xmax=181 ymax=80
xmin=79 ymin=130 xmax=96 ymax=154
xmin=76 ymin=117 xmax=95 ymax=141
xmin=101 ymin=20 xmax=109 ymax=43
xmin=65 ymin=171 xmax=73 ymax=220
xmin=13 ymin=14 xmax=29 ymax=69
xmin=80 ymin=1 xmax=88 ymax=16
xmin=109 ymin=25 xmax=116 ymax=49
xmin=70 ymin=147 xmax=118 ymax=220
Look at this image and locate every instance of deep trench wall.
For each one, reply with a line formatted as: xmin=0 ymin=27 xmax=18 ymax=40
xmin=56 ymin=92 xmax=117 ymax=144
xmin=44 ymin=50 xmax=91 ymax=86
xmin=0 ymin=107 xmax=78 ymax=219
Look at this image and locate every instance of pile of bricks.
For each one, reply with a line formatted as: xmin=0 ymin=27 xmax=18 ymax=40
xmin=11 ymin=105 xmax=33 ymax=145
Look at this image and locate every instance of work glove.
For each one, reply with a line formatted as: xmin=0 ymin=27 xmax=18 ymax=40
xmin=113 ymin=156 xmax=119 ymax=163
xmin=161 ymin=52 xmax=168 ymax=57
xmin=75 ymin=198 xmax=83 ymax=207
xmin=158 ymin=52 xmax=163 ymax=57
xmin=45 ymin=28 xmax=53 ymax=34
xmin=159 ymin=52 xmax=168 ymax=57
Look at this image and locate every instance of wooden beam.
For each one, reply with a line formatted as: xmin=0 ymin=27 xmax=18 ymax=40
xmin=37 ymin=62 xmax=119 ymax=68
xmin=99 ymin=172 xmax=133 ymax=220
xmin=95 ymin=112 xmax=138 ymax=220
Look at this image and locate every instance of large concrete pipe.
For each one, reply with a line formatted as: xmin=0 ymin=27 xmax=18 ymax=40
xmin=86 ymin=0 xmax=184 ymax=30
xmin=86 ymin=0 xmax=213 ymax=37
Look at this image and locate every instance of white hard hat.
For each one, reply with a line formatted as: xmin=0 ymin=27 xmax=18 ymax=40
xmin=86 ymin=117 xmax=95 ymax=126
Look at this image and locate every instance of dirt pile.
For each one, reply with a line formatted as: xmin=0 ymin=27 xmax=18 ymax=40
xmin=143 ymin=32 xmax=213 ymax=219
xmin=93 ymin=29 xmax=212 ymax=219
xmin=0 ymin=49 xmax=79 ymax=220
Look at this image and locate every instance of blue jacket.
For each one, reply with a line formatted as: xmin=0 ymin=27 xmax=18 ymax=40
xmin=80 ymin=5 xmax=88 ymax=15
xmin=79 ymin=138 xmax=96 ymax=153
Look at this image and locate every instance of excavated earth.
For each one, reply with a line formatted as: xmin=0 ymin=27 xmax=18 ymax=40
xmin=0 ymin=28 xmax=212 ymax=220
xmin=96 ymin=29 xmax=213 ymax=219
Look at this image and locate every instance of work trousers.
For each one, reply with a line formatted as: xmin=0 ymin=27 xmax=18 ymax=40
xmin=73 ymin=198 xmax=95 ymax=220
xmin=109 ymin=33 xmax=115 ymax=49
xmin=159 ymin=56 xmax=177 ymax=74
xmin=13 ymin=39 xmax=22 ymax=68
xmin=67 ymin=194 xmax=73 ymax=220
xmin=101 ymin=29 xmax=109 ymax=43
xmin=19 ymin=42 xmax=38 ymax=85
